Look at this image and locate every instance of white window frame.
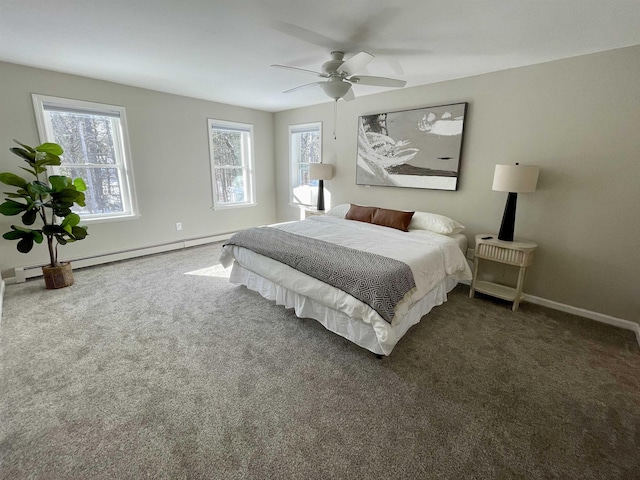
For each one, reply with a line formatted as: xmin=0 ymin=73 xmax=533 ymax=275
xmin=31 ymin=94 xmax=139 ymax=223
xmin=208 ymin=119 xmax=256 ymax=209
xmin=289 ymin=122 xmax=322 ymax=207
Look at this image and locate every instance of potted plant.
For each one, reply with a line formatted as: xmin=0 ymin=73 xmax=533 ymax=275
xmin=0 ymin=140 xmax=88 ymax=289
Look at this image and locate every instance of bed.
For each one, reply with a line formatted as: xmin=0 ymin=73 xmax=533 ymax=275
xmin=219 ymin=204 xmax=472 ymax=356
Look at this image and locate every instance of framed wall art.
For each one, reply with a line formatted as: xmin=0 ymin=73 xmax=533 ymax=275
xmin=356 ymin=102 xmax=467 ymax=191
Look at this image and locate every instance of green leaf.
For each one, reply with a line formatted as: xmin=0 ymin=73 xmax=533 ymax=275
xmin=3 ymin=192 xmax=29 ymax=199
xmin=36 ymin=143 xmax=64 ymax=156
xmin=3 ymin=225 xmax=44 ymax=242
xmin=4 ymin=226 xmax=41 ymax=254
xmin=13 ymin=140 xmax=36 ymax=153
xmin=48 ymin=176 xmax=71 ymax=192
xmin=17 ymin=236 xmax=34 ymax=253
xmin=51 ymin=194 xmax=83 ymax=214
xmin=28 ymin=181 xmax=51 ymax=196
xmin=61 ymin=212 xmax=81 ymax=228
xmin=53 ymin=206 xmax=72 ymax=217
xmin=74 ymin=192 xmax=86 ymax=207
xmin=0 ymin=199 xmax=28 ymax=216
xmin=10 ymin=147 xmax=36 ymax=163
xmin=50 ymin=196 xmax=73 ymax=208
xmin=3 ymin=230 xmax=23 ymax=240
xmin=20 ymin=166 xmax=38 ymax=177
xmin=71 ymin=226 xmax=88 ymax=240
xmin=53 ymin=188 xmax=81 ymax=200
xmin=42 ymin=224 xmax=65 ymax=236
xmin=51 ymin=200 xmax=74 ymax=208
xmin=55 ymin=235 xmax=68 ymax=245
xmin=35 ymin=152 xmax=61 ymax=168
xmin=11 ymin=225 xmax=34 ymax=233
xmin=73 ymin=177 xmax=87 ymax=192
xmin=0 ymin=173 xmax=28 ymax=189
xmin=21 ymin=208 xmax=37 ymax=225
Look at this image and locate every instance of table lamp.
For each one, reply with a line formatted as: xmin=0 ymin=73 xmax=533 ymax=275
xmin=492 ymin=163 xmax=539 ymax=241
xmin=309 ymin=163 xmax=333 ymax=211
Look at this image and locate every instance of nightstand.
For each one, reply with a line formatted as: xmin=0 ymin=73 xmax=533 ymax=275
xmin=303 ymin=208 xmax=325 ymax=219
xmin=469 ymin=234 xmax=537 ymax=311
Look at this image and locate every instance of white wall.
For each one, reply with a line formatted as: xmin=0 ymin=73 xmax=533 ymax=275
xmin=0 ymin=62 xmax=276 ymax=278
xmin=274 ymin=45 xmax=640 ymax=325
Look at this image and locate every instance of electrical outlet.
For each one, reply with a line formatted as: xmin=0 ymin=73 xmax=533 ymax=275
xmin=176 ymin=222 xmax=182 ymax=231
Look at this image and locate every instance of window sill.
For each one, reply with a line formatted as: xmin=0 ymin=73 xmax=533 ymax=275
xmin=211 ymin=203 xmax=257 ymax=210
xmin=79 ymin=213 xmax=140 ymax=224
xmin=289 ymin=202 xmax=315 ymax=209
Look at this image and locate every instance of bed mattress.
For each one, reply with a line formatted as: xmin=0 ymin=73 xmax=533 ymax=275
xmin=220 ymin=216 xmax=472 ymax=355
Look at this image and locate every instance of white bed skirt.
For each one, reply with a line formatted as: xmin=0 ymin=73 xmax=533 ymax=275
xmin=230 ymin=262 xmax=458 ymax=356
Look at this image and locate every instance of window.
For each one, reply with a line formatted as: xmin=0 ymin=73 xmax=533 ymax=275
xmin=290 ymin=123 xmax=321 ymax=207
xmin=32 ymin=94 xmax=138 ymax=222
xmin=208 ymin=119 xmax=255 ymax=209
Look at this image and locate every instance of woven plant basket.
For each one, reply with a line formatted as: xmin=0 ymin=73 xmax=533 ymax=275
xmin=42 ymin=262 xmax=74 ymax=289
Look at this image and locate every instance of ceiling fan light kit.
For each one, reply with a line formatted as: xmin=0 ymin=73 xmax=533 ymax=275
xmin=320 ymin=80 xmax=352 ymax=100
xmin=272 ymin=50 xmax=407 ymax=102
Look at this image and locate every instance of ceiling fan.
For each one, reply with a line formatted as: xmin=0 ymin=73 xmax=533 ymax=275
xmin=271 ymin=51 xmax=406 ymax=101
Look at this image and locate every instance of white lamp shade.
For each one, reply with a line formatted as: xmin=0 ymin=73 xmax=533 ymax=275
xmin=310 ymin=163 xmax=333 ymax=181
xmin=492 ymin=164 xmax=539 ymax=193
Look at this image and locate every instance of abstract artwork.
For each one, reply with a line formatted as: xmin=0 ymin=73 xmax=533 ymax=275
xmin=356 ymin=103 xmax=467 ymax=190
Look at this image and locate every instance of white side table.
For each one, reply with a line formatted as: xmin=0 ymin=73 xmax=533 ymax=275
xmin=469 ymin=234 xmax=537 ymax=311
xmin=303 ymin=208 xmax=325 ymax=218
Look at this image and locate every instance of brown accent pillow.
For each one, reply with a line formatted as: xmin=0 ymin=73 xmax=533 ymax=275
xmin=345 ymin=204 xmax=377 ymax=224
xmin=372 ymin=208 xmax=415 ymax=232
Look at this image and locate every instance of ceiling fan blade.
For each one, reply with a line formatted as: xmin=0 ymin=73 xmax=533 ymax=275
xmin=342 ymin=87 xmax=355 ymax=102
xmin=270 ymin=21 xmax=339 ymax=50
xmin=283 ymin=82 xmax=323 ymax=94
xmin=349 ymin=7 xmax=399 ymax=45
xmin=271 ymin=64 xmax=325 ymax=77
xmin=339 ymin=52 xmax=374 ymax=75
xmin=350 ymin=75 xmax=406 ymax=88
xmin=370 ymin=47 xmax=431 ymax=56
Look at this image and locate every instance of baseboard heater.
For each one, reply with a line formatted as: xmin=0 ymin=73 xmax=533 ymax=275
xmin=7 ymin=232 xmax=235 ymax=284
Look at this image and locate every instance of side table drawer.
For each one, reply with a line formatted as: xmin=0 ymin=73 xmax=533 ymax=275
xmin=477 ymin=243 xmax=527 ymax=264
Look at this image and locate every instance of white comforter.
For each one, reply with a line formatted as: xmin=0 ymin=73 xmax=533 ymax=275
xmin=220 ymin=216 xmax=472 ymax=329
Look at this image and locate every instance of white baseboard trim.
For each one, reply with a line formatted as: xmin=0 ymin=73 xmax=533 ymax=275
xmin=523 ymin=293 xmax=640 ymax=348
xmin=4 ymin=232 xmax=235 ymax=285
xmin=460 ymin=279 xmax=640 ymax=348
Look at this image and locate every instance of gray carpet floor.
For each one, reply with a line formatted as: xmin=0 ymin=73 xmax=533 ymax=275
xmin=1 ymin=243 xmax=638 ymax=479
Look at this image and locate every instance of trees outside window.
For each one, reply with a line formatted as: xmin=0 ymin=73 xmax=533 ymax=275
xmin=208 ymin=119 xmax=255 ymax=208
xmin=290 ymin=123 xmax=321 ymax=207
xmin=32 ymin=95 xmax=138 ymax=222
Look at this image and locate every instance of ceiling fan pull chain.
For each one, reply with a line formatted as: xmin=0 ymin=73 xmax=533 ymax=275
xmin=333 ymin=100 xmax=338 ymax=139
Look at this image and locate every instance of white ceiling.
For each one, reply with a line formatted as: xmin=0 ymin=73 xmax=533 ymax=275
xmin=1 ymin=0 xmax=639 ymax=112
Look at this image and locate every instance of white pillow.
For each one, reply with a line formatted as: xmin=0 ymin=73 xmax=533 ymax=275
xmin=325 ymin=204 xmax=351 ymax=218
xmin=327 ymin=205 xmax=463 ymax=235
xmin=408 ymin=211 xmax=465 ymax=235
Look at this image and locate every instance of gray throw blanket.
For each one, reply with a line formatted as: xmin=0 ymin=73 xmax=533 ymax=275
xmin=224 ymin=227 xmax=416 ymax=323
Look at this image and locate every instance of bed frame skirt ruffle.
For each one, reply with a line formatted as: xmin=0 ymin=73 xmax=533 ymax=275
xmin=229 ymin=262 xmax=458 ymax=356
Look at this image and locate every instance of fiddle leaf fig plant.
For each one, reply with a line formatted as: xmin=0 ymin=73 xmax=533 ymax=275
xmin=0 ymin=140 xmax=88 ymax=267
